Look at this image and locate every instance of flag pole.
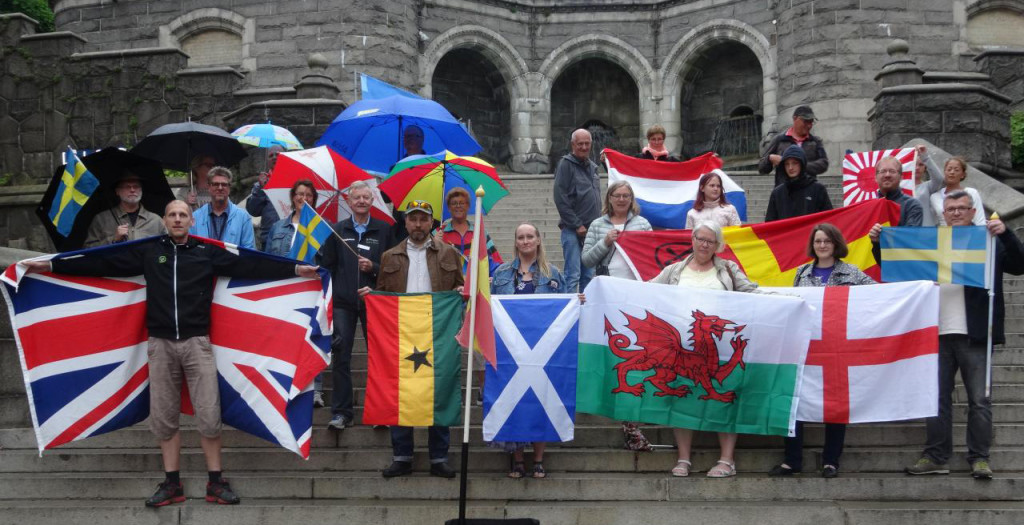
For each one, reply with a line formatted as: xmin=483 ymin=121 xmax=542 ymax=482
xmin=458 ymin=186 xmax=485 ymax=524
xmin=986 ymin=213 xmax=999 ymax=397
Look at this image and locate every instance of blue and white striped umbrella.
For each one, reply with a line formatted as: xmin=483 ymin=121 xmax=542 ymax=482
xmin=231 ymin=123 xmax=303 ymax=150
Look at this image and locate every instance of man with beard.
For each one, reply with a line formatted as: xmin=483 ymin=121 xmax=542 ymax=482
xmin=84 ymin=171 xmax=166 ymax=247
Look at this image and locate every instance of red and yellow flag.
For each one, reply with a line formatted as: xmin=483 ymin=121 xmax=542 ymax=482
xmin=363 ymin=292 xmax=463 ymax=427
xmin=617 ymin=199 xmax=902 ymax=285
xmin=455 ymin=217 xmax=496 ymax=368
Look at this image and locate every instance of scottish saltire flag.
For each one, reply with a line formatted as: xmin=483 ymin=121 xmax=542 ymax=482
xmin=764 ymin=282 xmax=939 ymax=424
xmin=880 ymin=226 xmax=992 ymax=289
xmin=1 ymin=237 xmax=333 ymax=458
xmin=49 ymin=146 xmax=100 ymax=236
xmin=483 ymin=295 xmax=580 ymax=442
xmin=289 ymin=202 xmax=333 ymax=264
xmin=578 ymin=277 xmax=812 ymax=436
xmin=842 ymin=148 xmax=916 ymax=206
xmin=604 ymin=149 xmax=745 ymax=229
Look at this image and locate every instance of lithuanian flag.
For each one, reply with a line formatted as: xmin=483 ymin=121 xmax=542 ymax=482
xmin=363 ymin=291 xmax=463 ymax=427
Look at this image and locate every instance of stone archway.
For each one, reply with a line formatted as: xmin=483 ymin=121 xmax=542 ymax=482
xmin=539 ymin=35 xmax=655 ymax=166
xmin=660 ymin=19 xmax=776 ymax=155
xmin=159 ymin=9 xmax=255 ymax=71
xmin=431 ymin=48 xmax=512 ymax=166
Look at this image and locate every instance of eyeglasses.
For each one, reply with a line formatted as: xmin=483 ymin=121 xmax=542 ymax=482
xmin=876 ymin=169 xmax=901 ymax=175
xmin=693 ymin=237 xmax=717 ymax=246
xmin=813 ymin=239 xmax=834 ymax=245
xmin=610 ymin=193 xmax=632 ymax=200
xmin=945 ymin=206 xmax=972 ymax=214
xmin=210 ymin=182 xmax=230 ymax=188
xmin=448 ymin=201 xmax=468 ymax=208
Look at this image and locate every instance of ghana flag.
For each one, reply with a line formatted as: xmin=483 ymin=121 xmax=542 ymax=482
xmin=363 ymin=291 xmax=464 ymax=426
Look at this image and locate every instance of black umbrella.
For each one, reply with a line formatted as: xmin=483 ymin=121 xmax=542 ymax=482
xmin=35 ymin=148 xmax=176 ymax=252
xmin=130 ymin=122 xmax=247 ymax=173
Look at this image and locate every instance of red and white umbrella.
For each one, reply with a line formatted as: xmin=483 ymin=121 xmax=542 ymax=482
xmin=842 ymin=148 xmax=916 ymax=206
xmin=264 ymin=146 xmax=393 ymax=224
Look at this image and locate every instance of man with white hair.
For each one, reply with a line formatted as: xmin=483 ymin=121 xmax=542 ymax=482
xmin=553 ymin=128 xmax=602 ymax=293
xmin=84 ymin=170 xmax=166 ymax=247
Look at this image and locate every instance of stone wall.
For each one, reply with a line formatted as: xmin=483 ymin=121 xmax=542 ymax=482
xmin=431 ymin=48 xmax=512 ymax=167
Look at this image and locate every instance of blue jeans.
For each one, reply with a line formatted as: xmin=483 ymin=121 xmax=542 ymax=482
xmin=924 ymin=334 xmax=992 ymax=464
xmin=330 ymin=306 xmax=366 ymax=420
xmin=390 ymin=425 xmax=450 ymax=463
xmin=783 ymin=421 xmax=847 ymax=470
xmin=561 ymin=227 xmax=593 ymax=293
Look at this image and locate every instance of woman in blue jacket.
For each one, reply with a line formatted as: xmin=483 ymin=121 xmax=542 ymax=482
xmin=490 ymin=223 xmax=564 ymax=478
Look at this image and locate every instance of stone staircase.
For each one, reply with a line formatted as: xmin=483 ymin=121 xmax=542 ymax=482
xmin=5 ymin=173 xmax=1024 ymax=525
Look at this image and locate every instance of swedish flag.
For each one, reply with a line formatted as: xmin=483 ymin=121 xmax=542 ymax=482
xmin=880 ymin=226 xmax=992 ymax=289
xmin=289 ymin=202 xmax=333 ymax=263
xmin=49 ymin=147 xmax=99 ymax=237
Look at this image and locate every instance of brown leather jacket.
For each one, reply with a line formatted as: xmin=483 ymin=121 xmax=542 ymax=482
xmin=376 ymin=238 xmax=464 ymax=293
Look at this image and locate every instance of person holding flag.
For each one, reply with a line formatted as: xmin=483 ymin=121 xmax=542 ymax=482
xmin=320 ymin=181 xmax=396 ymax=430
xmin=48 ymin=146 xmax=100 ymax=239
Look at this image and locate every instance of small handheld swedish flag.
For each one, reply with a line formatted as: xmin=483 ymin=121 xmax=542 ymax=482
xmin=289 ymin=202 xmax=333 ymax=263
xmin=48 ymin=147 xmax=100 ymax=237
xmin=880 ymin=226 xmax=992 ymax=289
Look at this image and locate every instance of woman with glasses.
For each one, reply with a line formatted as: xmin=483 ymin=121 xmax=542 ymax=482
xmin=581 ymin=181 xmax=652 ymax=280
xmin=928 ymin=156 xmax=986 ymax=226
xmin=685 ymin=171 xmax=741 ymax=229
xmin=769 ymin=223 xmax=874 ymax=479
xmin=649 ymin=221 xmax=765 ymax=478
xmin=436 ymin=187 xmax=503 ymax=271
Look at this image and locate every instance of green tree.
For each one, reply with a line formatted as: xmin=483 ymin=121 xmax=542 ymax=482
xmin=1013 ymin=111 xmax=1024 ymax=172
xmin=1 ymin=0 xmax=55 ymax=33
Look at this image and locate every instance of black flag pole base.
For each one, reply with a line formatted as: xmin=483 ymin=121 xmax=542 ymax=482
xmin=451 ymin=442 xmax=540 ymax=525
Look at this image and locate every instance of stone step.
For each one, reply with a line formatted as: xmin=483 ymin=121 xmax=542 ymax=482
xmin=1 ymin=471 xmax=1022 ymax=502
xmin=4 ymin=499 xmax=1024 ymax=525
xmin=2 ymin=446 xmax=1022 ymax=475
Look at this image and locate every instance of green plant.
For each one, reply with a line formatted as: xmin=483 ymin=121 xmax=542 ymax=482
xmin=0 ymin=173 xmax=11 ymax=186
xmin=0 ymin=0 xmax=56 ymax=33
xmin=1012 ymin=111 xmax=1024 ymax=172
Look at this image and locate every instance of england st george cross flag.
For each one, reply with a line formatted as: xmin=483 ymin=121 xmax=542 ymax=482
xmin=483 ymin=294 xmax=580 ymax=442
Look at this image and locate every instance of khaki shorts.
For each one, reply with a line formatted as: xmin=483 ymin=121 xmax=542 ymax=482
xmin=147 ymin=336 xmax=221 ymax=440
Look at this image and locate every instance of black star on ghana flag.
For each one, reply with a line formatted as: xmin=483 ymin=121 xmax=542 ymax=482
xmin=405 ymin=346 xmax=432 ymax=373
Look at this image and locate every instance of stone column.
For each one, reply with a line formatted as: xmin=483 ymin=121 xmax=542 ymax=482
xmin=508 ymin=72 xmax=551 ymax=174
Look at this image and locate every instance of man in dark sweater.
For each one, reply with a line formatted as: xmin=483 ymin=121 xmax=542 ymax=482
xmin=764 ymin=145 xmax=833 ymax=222
xmin=22 ymin=200 xmax=319 ymax=508
xmin=318 ymin=181 xmax=396 ymax=431
xmin=553 ymin=128 xmax=602 ymax=292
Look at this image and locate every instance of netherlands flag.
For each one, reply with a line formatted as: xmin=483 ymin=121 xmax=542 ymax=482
xmin=604 ymin=149 xmax=746 ymax=229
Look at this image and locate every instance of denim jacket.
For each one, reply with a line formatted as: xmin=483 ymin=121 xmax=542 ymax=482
xmin=264 ymin=215 xmax=297 ymax=257
xmin=491 ymin=259 xmax=565 ymax=294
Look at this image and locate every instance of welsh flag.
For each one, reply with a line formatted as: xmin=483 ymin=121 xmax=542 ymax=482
xmin=616 ymin=198 xmax=901 ymax=286
xmin=578 ymin=277 xmax=813 ymax=436
xmin=363 ymin=291 xmax=464 ymax=427
xmin=766 ymin=281 xmax=939 ymax=424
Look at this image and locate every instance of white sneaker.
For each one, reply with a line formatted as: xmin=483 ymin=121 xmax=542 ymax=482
xmin=313 ymin=391 xmax=325 ymax=408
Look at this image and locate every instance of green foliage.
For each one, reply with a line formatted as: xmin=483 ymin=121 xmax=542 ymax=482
xmin=1013 ymin=111 xmax=1024 ymax=171
xmin=0 ymin=0 xmax=56 ymax=33
xmin=164 ymin=169 xmax=188 ymax=179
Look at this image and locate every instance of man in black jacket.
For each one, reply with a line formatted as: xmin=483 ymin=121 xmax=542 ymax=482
xmin=23 ymin=200 xmax=319 ymax=507
xmin=896 ymin=191 xmax=1024 ymax=479
xmin=318 ymin=181 xmax=396 ymax=431
xmin=764 ymin=145 xmax=833 ymax=222
xmin=758 ymin=105 xmax=829 ymax=187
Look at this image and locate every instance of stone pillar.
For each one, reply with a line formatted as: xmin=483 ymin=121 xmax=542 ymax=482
xmin=507 ymin=72 xmax=550 ymax=174
xmin=974 ymin=49 xmax=1024 ymax=110
xmin=874 ymin=40 xmax=924 ymax=88
xmin=293 ymin=53 xmax=341 ymax=100
xmin=0 ymin=13 xmax=37 ymax=46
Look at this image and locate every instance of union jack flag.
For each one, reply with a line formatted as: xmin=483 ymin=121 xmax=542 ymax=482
xmin=1 ymin=237 xmax=333 ymax=458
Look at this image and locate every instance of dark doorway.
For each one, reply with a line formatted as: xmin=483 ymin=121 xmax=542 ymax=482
xmin=431 ymin=48 xmax=512 ymax=167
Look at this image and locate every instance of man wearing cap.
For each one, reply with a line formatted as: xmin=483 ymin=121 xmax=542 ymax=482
xmin=758 ymin=105 xmax=830 ymax=187
xmin=360 ymin=200 xmax=464 ymax=478
xmin=84 ymin=171 xmax=166 ymax=247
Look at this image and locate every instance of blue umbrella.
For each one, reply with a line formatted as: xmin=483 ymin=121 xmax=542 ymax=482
xmin=315 ymin=96 xmax=481 ymax=175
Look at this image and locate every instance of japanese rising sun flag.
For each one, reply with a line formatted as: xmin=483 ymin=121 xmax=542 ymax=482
xmin=616 ymin=199 xmax=902 ymax=285
xmin=765 ymin=282 xmax=939 ymax=424
xmin=578 ymin=277 xmax=812 ymax=436
xmin=604 ymin=149 xmax=745 ymax=229
xmin=842 ymin=148 xmax=916 ymax=206
xmin=1 ymin=237 xmax=333 ymax=458
xmin=363 ymin=291 xmax=464 ymax=427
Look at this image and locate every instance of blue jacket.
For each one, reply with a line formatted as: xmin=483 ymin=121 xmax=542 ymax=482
xmin=491 ymin=259 xmax=565 ymax=294
xmin=264 ymin=215 xmax=298 ymax=257
xmin=191 ymin=201 xmax=256 ymax=249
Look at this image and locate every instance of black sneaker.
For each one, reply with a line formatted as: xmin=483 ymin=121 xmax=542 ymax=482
xmin=145 ymin=480 xmax=185 ymax=507
xmin=430 ymin=462 xmax=457 ymax=478
xmin=205 ymin=479 xmax=240 ymax=505
xmin=382 ymin=460 xmax=413 ymax=478
xmin=767 ymin=464 xmax=799 ymax=477
xmin=821 ymin=465 xmax=839 ymax=478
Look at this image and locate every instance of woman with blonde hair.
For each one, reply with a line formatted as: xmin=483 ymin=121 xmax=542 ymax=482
xmin=582 ymin=181 xmax=652 ymax=280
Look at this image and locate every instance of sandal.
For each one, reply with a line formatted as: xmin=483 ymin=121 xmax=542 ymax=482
xmin=706 ymin=459 xmax=736 ymax=478
xmin=508 ymin=459 xmax=526 ymax=479
xmin=532 ymin=462 xmax=546 ymax=479
xmin=671 ymin=459 xmax=692 ymax=477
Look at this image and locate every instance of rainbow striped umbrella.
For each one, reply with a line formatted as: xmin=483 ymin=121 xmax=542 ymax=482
xmin=380 ymin=151 xmax=509 ymax=221
xmin=231 ymin=123 xmax=303 ymax=150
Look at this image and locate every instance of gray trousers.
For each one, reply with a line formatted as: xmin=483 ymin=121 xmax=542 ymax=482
xmin=923 ymin=334 xmax=992 ymax=465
